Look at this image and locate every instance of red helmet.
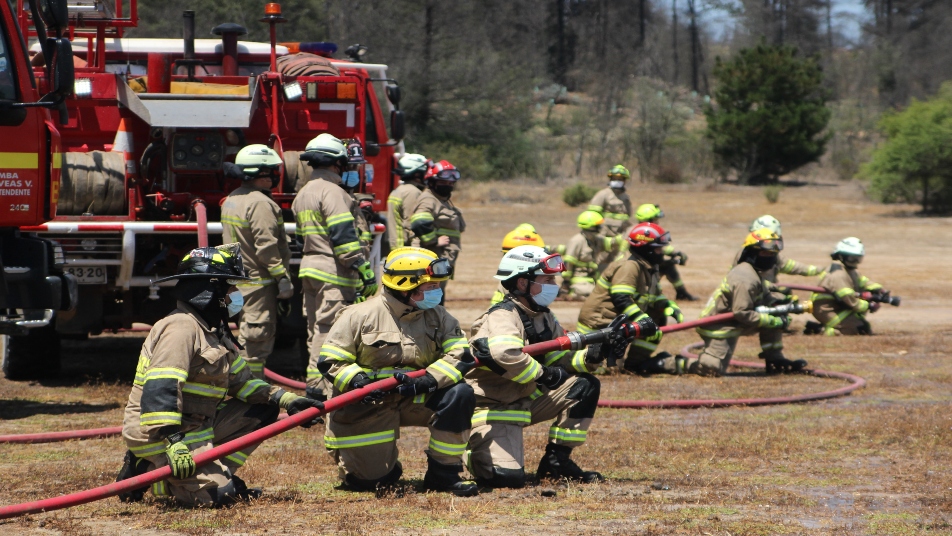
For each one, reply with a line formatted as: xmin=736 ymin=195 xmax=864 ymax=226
xmin=424 ymin=160 xmax=460 ymax=182
xmin=628 ymin=222 xmax=671 ymax=248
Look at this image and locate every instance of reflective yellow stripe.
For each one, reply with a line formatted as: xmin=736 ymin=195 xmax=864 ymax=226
xmin=0 ymin=152 xmax=39 ymax=168
xmin=326 ymin=212 xmax=355 ymax=226
xmin=488 ymin=335 xmax=524 ymax=348
xmin=428 ymin=438 xmax=467 ymax=456
xmin=237 ymin=378 xmax=270 ymax=400
xmin=230 ymin=356 xmax=248 ymax=375
xmin=696 ymin=326 xmax=741 ymax=339
xmin=221 ymin=215 xmax=249 ymax=228
xmin=225 ymin=450 xmax=249 ymax=466
xmin=471 ymin=409 xmax=532 ymax=427
xmin=633 ymin=339 xmax=658 ymax=351
xmin=442 ymin=337 xmax=469 ymax=352
xmin=511 ymin=359 xmax=542 ymax=384
xmin=571 ymin=350 xmax=587 ymax=373
xmin=586 ymin=205 xmax=604 ymax=213
xmin=571 ymin=276 xmax=595 ymax=284
xmin=182 ymin=381 xmax=227 ymax=398
xmin=549 ymin=426 xmax=587 ymax=443
xmin=827 ymin=309 xmax=854 ymax=329
xmin=835 ymin=287 xmax=855 ymax=298
xmin=140 ymin=412 xmax=182 ymax=427
xmin=298 ymin=267 xmax=360 ymax=287
xmin=237 ymin=277 xmax=275 ymax=287
xmin=544 ymin=350 xmax=569 ymax=366
xmin=604 ymin=211 xmax=629 ymax=220
xmin=320 ymin=345 xmax=357 ymax=362
xmin=334 ymin=363 xmax=365 ymax=391
xmin=576 ymin=323 xmax=595 ymax=334
xmin=622 ymin=303 xmax=642 ymax=318
xmin=428 ymin=359 xmax=462 ymax=383
xmin=333 ymin=241 xmax=361 ymax=255
xmin=410 ymin=212 xmax=434 ymax=223
xmin=436 ymin=228 xmax=461 ymax=238
xmin=324 ymin=430 xmax=396 ymax=449
xmin=143 ymin=367 xmax=188 ymax=382
xmin=183 ymin=427 xmax=214 ymax=446
xmin=130 ymin=440 xmax=167 ymax=457
xmin=611 ymin=284 xmax=637 ymax=296
xmin=306 ymin=367 xmax=323 ymax=380
xmin=152 ymin=480 xmax=170 ymax=497
xmin=596 ymin=277 xmax=610 ymax=290
xmin=269 ymin=265 xmax=288 ymax=277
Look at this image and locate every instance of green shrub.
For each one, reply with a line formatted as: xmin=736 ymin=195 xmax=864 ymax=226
xmin=763 ymin=185 xmax=783 ymax=204
xmin=655 ymin=159 xmax=684 ymax=184
xmin=562 ymin=183 xmax=599 ymax=207
xmin=417 ymin=142 xmax=496 ymax=182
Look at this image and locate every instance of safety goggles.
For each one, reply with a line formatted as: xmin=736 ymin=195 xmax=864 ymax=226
xmin=433 ymin=169 xmax=461 ymax=181
xmin=530 ymin=253 xmax=565 ymax=274
xmin=654 ymin=231 xmax=672 ymax=245
xmin=760 ymin=238 xmax=784 ymax=252
xmin=387 ymin=257 xmax=453 ymax=279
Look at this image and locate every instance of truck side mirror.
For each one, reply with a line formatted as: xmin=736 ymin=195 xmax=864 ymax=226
xmin=365 ymin=143 xmax=381 ymax=157
xmin=390 ymin=110 xmax=405 ymax=141
xmin=50 ymin=38 xmax=75 ymax=99
xmin=386 ymin=85 xmax=401 ymax=109
xmin=40 ymin=0 xmax=70 ymax=34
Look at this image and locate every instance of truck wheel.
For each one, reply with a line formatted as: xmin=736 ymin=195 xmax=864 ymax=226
xmin=1 ymin=324 xmax=62 ymax=380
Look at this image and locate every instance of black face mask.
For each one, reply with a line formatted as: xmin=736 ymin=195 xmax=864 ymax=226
xmin=433 ymin=184 xmax=454 ymax=198
xmin=752 ymin=254 xmax=778 ymax=271
xmin=173 ymin=278 xmax=230 ymax=328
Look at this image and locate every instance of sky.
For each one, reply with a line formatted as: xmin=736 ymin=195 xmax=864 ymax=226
xmin=703 ymin=0 xmax=870 ymax=44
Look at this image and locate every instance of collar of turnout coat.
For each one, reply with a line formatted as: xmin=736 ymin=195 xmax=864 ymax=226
xmin=310 ymin=167 xmax=343 ymax=186
xmin=382 ymin=291 xmax=430 ymax=320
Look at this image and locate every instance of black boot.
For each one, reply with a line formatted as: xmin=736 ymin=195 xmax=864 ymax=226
xmin=624 ymin=352 xmax=675 ymax=375
xmin=536 ymin=443 xmax=604 ymax=483
xmin=675 ymin=288 xmax=699 ymax=301
xmin=803 ymin=321 xmax=823 ymax=335
xmin=761 ymin=352 xmax=808 ymax=375
xmin=423 ymin=455 xmax=479 ymax=497
xmin=116 ymin=450 xmax=150 ymax=502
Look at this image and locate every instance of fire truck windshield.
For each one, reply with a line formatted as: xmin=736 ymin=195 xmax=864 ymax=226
xmin=0 ymin=22 xmax=16 ymax=101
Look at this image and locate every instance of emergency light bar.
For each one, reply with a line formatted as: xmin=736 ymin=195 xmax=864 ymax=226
xmin=279 ymin=42 xmax=338 ymax=57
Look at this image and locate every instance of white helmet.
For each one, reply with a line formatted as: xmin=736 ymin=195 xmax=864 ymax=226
xmin=235 ymin=144 xmax=283 ymax=177
xmin=749 ymin=215 xmax=782 ymax=236
xmin=396 ymin=153 xmax=430 ymax=179
xmin=494 ymin=245 xmax=564 ymax=281
xmin=833 ymin=237 xmax=864 ymax=257
xmin=301 ymin=133 xmax=348 ymax=167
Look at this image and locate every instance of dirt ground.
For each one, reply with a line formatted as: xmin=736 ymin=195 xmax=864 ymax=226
xmin=1 ymin=180 xmax=951 ymax=535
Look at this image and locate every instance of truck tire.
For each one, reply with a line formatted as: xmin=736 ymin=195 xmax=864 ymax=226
xmin=59 ymin=152 xmax=127 ymax=215
xmin=1 ymin=324 xmax=62 ymax=380
xmin=283 ymin=150 xmax=311 ymax=192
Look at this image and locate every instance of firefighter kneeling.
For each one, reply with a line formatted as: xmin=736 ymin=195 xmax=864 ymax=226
xmin=116 ymin=244 xmax=323 ymax=506
xmin=466 ymin=246 xmax=627 ymax=488
xmin=317 ymin=247 xmax=479 ymax=496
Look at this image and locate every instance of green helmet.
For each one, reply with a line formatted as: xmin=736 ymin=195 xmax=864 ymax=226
xmin=577 ymin=210 xmax=605 ymax=231
xmin=301 ymin=133 xmax=348 ymax=168
xmin=235 ymin=144 xmax=283 ymax=179
xmin=749 ymin=215 xmax=781 ymax=236
xmin=154 ymin=243 xmax=250 ymax=284
xmin=608 ymin=164 xmax=630 ymax=180
xmin=514 ymin=223 xmax=536 ymax=233
xmin=635 ymin=203 xmax=664 ymax=222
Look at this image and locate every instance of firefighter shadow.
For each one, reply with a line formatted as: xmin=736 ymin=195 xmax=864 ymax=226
xmin=0 ymin=399 xmax=120 ymax=420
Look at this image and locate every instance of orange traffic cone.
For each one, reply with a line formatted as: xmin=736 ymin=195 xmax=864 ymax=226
xmin=111 ymin=118 xmax=136 ymax=179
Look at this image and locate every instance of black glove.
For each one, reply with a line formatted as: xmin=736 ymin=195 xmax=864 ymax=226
xmin=393 ymin=372 xmax=438 ymax=397
xmin=585 ymin=342 xmax=605 ymax=364
xmin=285 ymin=396 xmax=325 ymax=429
xmin=635 ymin=315 xmax=659 ymax=340
xmin=538 ymin=365 xmax=569 ymax=390
xmin=350 ymin=372 xmax=386 ymax=405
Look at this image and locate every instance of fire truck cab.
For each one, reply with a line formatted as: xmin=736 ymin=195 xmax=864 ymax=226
xmin=8 ymin=1 xmax=405 ymax=376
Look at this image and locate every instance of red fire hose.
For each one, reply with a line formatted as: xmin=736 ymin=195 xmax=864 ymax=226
xmin=0 ymin=370 xmax=426 ymax=520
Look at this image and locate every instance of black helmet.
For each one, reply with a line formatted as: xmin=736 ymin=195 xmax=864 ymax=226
xmin=154 ymin=243 xmax=251 ymax=284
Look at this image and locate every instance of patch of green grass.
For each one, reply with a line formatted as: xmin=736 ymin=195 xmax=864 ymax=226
xmin=864 ymin=512 xmax=921 ymax=535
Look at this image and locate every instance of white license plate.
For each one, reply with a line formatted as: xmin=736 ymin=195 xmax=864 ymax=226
xmin=65 ymin=266 xmax=107 ymax=284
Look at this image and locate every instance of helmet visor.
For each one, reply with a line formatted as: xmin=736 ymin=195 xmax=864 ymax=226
xmin=427 ymin=258 xmax=453 ymax=277
xmin=535 ymin=253 xmax=565 ymax=274
xmin=761 ymin=237 xmax=784 ymax=252
xmin=652 ymin=231 xmax=672 ymax=246
xmin=434 ymin=169 xmax=461 ymax=181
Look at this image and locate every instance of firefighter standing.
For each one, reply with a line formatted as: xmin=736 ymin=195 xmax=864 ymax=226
xmin=220 ymin=145 xmax=293 ymax=378
xmin=342 ymin=139 xmax=374 ymax=259
xmin=293 ymin=134 xmax=377 ymax=400
xmin=490 ymin=224 xmax=546 ymax=305
xmin=316 ymin=247 xmax=479 ymax=496
xmin=577 ymin=223 xmax=682 ymax=374
xmin=807 ymin=237 xmax=888 ymax=336
xmin=587 ymin=164 xmax=633 ymax=237
xmin=690 ymin=229 xmax=807 ymax=376
xmin=115 ymin=244 xmax=323 ymax=506
xmin=558 ymin=211 xmax=622 ymax=300
xmin=387 ymin=153 xmax=429 ymax=250
xmin=467 ymin=246 xmax=645 ymax=487
xmin=408 ymin=160 xmax=465 ymax=294
xmin=730 ymin=215 xmax=823 ymax=362
xmin=635 ymin=203 xmax=698 ymax=301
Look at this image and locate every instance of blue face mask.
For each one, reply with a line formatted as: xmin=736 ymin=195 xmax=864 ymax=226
xmin=414 ymin=288 xmax=443 ymax=310
xmin=531 ymin=283 xmax=559 ymax=307
xmin=226 ymin=290 xmax=244 ymax=318
xmin=342 ymin=171 xmax=360 ymax=188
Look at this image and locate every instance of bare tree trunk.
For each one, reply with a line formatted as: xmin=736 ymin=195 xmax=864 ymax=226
xmin=420 ymin=0 xmax=434 ymax=129
xmin=639 ymin=0 xmax=647 ymax=47
xmin=557 ymin=0 xmax=567 ymax=86
xmin=687 ymin=0 xmax=699 ymax=92
xmin=826 ymin=0 xmax=834 ymax=52
xmin=672 ymin=0 xmax=679 ymax=85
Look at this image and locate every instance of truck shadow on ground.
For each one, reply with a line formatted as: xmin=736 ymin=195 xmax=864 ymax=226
xmin=0 ymin=399 xmax=120 ymax=420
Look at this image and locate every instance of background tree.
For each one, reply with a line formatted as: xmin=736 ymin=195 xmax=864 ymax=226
xmin=859 ymin=82 xmax=952 ymax=213
xmin=704 ymin=42 xmax=831 ymax=184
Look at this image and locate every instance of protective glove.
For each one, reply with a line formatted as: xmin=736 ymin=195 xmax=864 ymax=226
xmin=765 ymin=315 xmax=791 ymax=330
xmin=277 ymin=277 xmax=294 ymax=300
xmin=585 ymin=342 xmax=605 ymax=364
xmin=676 ymin=251 xmax=687 ymax=265
xmin=869 ymin=301 xmax=881 ymax=313
xmin=164 ymin=433 xmax=196 ymax=479
xmin=663 ymin=301 xmax=684 ymax=323
xmin=354 ymin=296 xmax=367 ymax=303
xmin=356 ymin=261 xmax=378 ymax=298
xmin=538 ymin=365 xmax=569 ymax=390
xmin=278 ymin=392 xmax=325 ymax=428
xmin=277 ymin=299 xmax=292 ymax=318
xmin=350 ymin=372 xmax=385 ymax=404
xmin=393 ymin=372 xmax=438 ymax=397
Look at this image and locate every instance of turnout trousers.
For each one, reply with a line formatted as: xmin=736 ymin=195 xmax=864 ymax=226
xmin=126 ymin=399 xmax=278 ymax=506
xmin=237 ymin=283 xmax=278 ymax=379
xmin=325 ymin=383 xmax=474 ymax=484
xmin=466 ymin=374 xmax=599 ymax=480
xmin=303 ymin=277 xmax=357 ymax=396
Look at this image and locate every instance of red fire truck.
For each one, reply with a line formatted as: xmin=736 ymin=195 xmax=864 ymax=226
xmin=0 ymin=0 xmax=79 ymax=378
xmin=7 ymin=0 xmax=405 ymax=376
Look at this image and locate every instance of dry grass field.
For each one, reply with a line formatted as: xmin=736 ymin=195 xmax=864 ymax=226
xmin=1 ymin=180 xmax=951 ymax=535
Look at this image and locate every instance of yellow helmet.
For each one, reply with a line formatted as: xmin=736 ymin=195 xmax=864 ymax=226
xmin=635 ymin=203 xmax=664 ymax=222
xmin=382 ymin=247 xmax=452 ymax=291
xmin=743 ymin=228 xmax=784 ymax=252
xmin=501 ymin=229 xmax=545 ymax=252
xmin=577 ymin=210 xmax=605 ymax=231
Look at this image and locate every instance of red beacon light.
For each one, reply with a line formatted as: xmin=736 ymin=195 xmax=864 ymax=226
xmin=261 ymin=3 xmax=287 ymax=22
